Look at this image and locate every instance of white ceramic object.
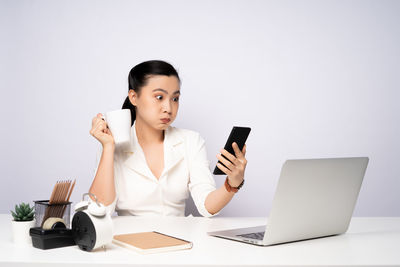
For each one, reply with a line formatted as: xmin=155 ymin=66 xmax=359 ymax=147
xmin=104 ymin=109 xmax=131 ymax=145
xmin=11 ymin=219 xmax=35 ymax=245
xmin=72 ymin=193 xmax=113 ymax=251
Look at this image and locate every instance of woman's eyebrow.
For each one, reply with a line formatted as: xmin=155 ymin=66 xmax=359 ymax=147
xmin=152 ymin=88 xmax=181 ymax=95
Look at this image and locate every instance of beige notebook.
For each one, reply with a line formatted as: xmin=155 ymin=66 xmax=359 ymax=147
xmin=113 ymin=231 xmax=193 ymax=254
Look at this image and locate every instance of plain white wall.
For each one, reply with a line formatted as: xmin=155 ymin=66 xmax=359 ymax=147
xmin=1 ymin=0 xmax=399 ymax=216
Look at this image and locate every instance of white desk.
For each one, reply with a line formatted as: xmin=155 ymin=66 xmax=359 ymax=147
xmin=0 ymin=214 xmax=399 ymax=267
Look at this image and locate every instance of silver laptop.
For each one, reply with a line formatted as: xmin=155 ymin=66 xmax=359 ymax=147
xmin=208 ymin=157 xmax=369 ymax=246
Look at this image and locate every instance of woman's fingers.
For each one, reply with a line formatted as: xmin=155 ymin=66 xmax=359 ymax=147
xmin=91 ymin=124 xmax=103 ymax=137
xmin=220 ymin=148 xmax=238 ymax=164
xmin=90 ymin=115 xmax=110 ymax=138
xmin=90 ymin=114 xmax=115 ymax=147
xmin=92 ymin=114 xmax=108 ymax=129
xmin=216 ymin=143 xmax=248 ymax=186
xmin=92 ymin=114 xmax=105 ymax=127
xmin=217 ymin=154 xmax=234 ymax=171
xmin=230 ymin=143 xmax=247 ymax=167
xmin=216 ymin=162 xmax=232 ymax=175
xmin=104 ymin=128 xmax=112 ymax=135
xmin=93 ymin=113 xmax=102 ymax=123
xmin=93 ymin=119 xmax=106 ymax=132
xmin=232 ymin=142 xmax=245 ymax=159
xmin=218 ymin=143 xmax=248 ymax=170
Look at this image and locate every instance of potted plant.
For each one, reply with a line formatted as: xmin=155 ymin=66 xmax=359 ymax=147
xmin=11 ymin=202 xmax=35 ymax=245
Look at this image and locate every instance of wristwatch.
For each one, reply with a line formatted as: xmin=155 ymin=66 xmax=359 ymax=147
xmin=224 ymin=177 xmax=245 ymax=193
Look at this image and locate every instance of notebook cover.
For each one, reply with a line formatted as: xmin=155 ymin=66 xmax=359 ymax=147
xmin=113 ymin=231 xmax=192 ymax=254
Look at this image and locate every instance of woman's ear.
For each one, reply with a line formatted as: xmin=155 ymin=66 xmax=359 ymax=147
xmin=129 ymin=89 xmax=137 ymax=106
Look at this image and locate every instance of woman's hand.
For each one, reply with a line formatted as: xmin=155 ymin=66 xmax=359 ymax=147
xmin=216 ymin=142 xmax=247 ymax=187
xmin=89 ymin=113 xmax=114 ymax=148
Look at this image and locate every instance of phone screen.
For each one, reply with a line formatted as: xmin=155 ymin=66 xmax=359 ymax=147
xmin=213 ymin=126 xmax=251 ymax=175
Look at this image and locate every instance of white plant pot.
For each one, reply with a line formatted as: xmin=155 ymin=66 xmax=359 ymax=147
xmin=12 ymin=219 xmax=35 ymax=245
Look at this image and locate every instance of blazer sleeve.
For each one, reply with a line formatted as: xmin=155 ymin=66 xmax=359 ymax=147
xmin=187 ymin=132 xmax=220 ymax=217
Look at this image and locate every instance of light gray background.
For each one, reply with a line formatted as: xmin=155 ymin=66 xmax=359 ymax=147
xmin=1 ymin=0 xmax=399 ymax=216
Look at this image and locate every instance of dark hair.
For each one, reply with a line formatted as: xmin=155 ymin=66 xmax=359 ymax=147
xmin=122 ymin=60 xmax=180 ymax=126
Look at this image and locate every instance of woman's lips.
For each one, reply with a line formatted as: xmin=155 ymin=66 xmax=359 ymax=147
xmin=161 ymin=118 xmax=171 ymax=123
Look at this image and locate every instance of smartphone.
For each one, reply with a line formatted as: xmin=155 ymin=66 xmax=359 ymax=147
xmin=213 ymin=126 xmax=251 ymax=175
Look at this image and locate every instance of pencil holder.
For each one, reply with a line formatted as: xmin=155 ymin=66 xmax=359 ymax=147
xmin=34 ymin=200 xmax=72 ymax=229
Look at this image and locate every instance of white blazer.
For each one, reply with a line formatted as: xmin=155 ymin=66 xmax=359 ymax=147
xmin=94 ymin=120 xmax=219 ymax=217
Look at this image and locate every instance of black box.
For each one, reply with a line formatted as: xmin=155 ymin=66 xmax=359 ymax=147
xmin=30 ymin=227 xmax=76 ymax=250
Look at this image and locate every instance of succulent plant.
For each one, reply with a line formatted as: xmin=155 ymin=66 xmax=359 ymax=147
xmin=11 ymin=202 xmax=34 ymax=221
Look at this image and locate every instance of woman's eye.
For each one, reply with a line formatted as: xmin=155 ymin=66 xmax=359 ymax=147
xmin=173 ymin=97 xmax=179 ymax=102
xmin=156 ymin=95 xmax=163 ymax=100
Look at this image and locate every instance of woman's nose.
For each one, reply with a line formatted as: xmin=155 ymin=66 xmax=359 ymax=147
xmin=162 ymin=101 xmax=172 ymax=113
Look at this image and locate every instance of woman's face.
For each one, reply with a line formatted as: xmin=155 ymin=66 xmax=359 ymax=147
xmin=129 ymin=75 xmax=180 ymax=131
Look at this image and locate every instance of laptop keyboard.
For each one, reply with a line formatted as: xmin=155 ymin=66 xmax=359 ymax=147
xmin=237 ymin=231 xmax=265 ymax=240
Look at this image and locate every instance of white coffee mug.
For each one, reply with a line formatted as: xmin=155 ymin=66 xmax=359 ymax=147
xmin=104 ymin=109 xmax=131 ymax=145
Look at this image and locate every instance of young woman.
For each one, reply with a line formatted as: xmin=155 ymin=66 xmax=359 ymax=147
xmin=89 ymin=60 xmax=247 ymax=217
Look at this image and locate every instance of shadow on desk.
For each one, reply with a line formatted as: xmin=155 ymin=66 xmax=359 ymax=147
xmin=184 ymin=195 xmax=201 ymax=217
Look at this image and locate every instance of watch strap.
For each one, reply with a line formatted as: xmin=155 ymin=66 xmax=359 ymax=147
xmin=224 ymin=177 xmax=244 ymax=193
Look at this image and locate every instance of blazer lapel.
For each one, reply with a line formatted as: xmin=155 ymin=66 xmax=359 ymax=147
xmin=122 ymin=122 xmax=157 ymax=181
xmin=123 ymin=150 xmax=155 ymax=180
xmin=162 ymin=126 xmax=184 ymax=176
xmin=122 ymin=122 xmax=184 ymax=180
